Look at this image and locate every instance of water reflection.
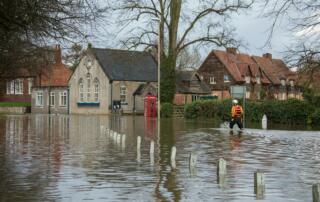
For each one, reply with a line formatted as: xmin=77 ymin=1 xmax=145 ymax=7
xmin=0 ymin=115 xmax=319 ymax=201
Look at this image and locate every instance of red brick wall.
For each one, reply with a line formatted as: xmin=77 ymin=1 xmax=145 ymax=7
xmin=0 ymin=77 xmax=37 ymax=102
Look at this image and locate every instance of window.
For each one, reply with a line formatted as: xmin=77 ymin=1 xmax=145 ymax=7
xmin=256 ymin=76 xmax=261 ymax=84
xmin=209 ymin=77 xmax=216 ymax=84
xmin=36 ymin=91 xmax=43 ymax=106
xmin=224 ymin=74 xmax=231 ymax=83
xmin=60 ymin=91 xmax=67 ymax=107
xmin=28 ymin=78 xmax=33 ymax=94
xmin=281 ymin=79 xmax=286 ymax=86
xmin=86 ymin=73 xmax=91 ymax=102
xmin=290 ymin=80 xmax=294 ymax=87
xmin=10 ymin=81 xmax=14 ymax=94
xmin=6 ymin=81 xmax=12 ymax=94
xmin=120 ymin=85 xmax=126 ymax=103
xmin=93 ymin=78 xmax=99 ymax=102
xmin=14 ymin=79 xmax=23 ymax=94
xmin=245 ymin=76 xmax=250 ymax=84
xmin=50 ymin=92 xmax=55 ymax=106
xmin=79 ymin=78 xmax=84 ymax=102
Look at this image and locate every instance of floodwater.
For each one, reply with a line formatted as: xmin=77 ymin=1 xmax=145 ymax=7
xmin=0 ymin=115 xmax=320 ymax=202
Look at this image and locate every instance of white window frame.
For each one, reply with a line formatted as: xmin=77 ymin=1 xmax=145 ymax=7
xmin=281 ymin=79 xmax=286 ymax=86
xmin=290 ymin=80 xmax=294 ymax=87
xmin=245 ymin=76 xmax=251 ymax=84
xmin=6 ymin=81 xmax=11 ymax=94
xmin=256 ymin=76 xmax=261 ymax=84
xmin=86 ymin=73 xmax=91 ymax=102
xmin=59 ymin=91 xmax=67 ymax=107
xmin=10 ymin=80 xmax=15 ymax=94
xmin=28 ymin=78 xmax=33 ymax=94
xmin=224 ymin=74 xmax=231 ymax=83
xmin=50 ymin=92 xmax=55 ymax=107
xmin=14 ymin=79 xmax=23 ymax=94
xmin=209 ymin=77 xmax=216 ymax=84
xmin=79 ymin=78 xmax=84 ymax=102
xmin=120 ymin=85 xmax=127 ymax=103
xmin=93 ymin=78 xmax=99 ymax=102
xmin=36 ymin=91 xmax=44 ymax=107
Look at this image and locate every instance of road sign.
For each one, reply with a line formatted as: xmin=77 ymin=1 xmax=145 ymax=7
xmin=230 ymin=85 xmax=246 ymax=98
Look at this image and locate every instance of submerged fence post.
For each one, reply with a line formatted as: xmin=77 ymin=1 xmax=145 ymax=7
xmin=121 ymin=134 xmax=126 ymax=150
xmin=313 ymin=184 xmax=320 ymax=202
xmin=262 ymin=114 xmax=267 ymax=130
xmin=150 ymin=141 xmax=155 ymax=165
xmin=189 ymin=152 xmax=198 ymax=176
xmin=171 ymin=146 xmax=177 ymax=169
xmin=254 ymin=171 xmax=265 ymax=199
xmin=137 ymin=136 xmax=141 ymax=162
xmin=217 ymin=158 xmax=227 ymax=186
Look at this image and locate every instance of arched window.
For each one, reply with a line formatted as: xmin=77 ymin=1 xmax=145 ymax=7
xmin=86 ymin=73 xmax=91 ymax=102
xmin=79 ymin=78 xmax=84 ymax=102
xmin=120 ymin=85 xmax=126 ymax=103
xmin=93 ymin=78 xmax=99 ymax=102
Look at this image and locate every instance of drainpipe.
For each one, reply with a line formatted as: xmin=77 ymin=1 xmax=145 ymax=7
xmin=133 ymin=94 xmax=136 ymax=113
xmin=48 ymin=87 xmax=51 ymax=114
xmin=67 ymin=87 xmax=70 ymax=114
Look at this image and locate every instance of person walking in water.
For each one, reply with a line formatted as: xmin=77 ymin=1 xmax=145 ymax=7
xmin=229 ymin=99 xmax=244 ymax=130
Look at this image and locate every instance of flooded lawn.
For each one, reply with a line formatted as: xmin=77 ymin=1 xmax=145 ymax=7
xmin=0 ymin=115 xmax=319 ymax=201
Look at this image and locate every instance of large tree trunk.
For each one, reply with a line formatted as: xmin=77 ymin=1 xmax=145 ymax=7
xmin=161 ymin=0 xmax=182 ymax=103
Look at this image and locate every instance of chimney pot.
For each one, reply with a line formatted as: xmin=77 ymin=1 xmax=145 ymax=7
xmin=263 ymin=53 xmax=272 ymax=60
xmin=226 ymin=47 xmax=237 ymax=55
xmin=54 ymin=44 xmax=62 ymax=64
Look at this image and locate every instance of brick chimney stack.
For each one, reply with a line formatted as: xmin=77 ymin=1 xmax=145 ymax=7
xmin=263 ymin=53 xmax=272 ymax=60
xmin=226 ymin=47 xmax=237 ymax=55
xmin=54 ymin=44 xmax=62 ymax=64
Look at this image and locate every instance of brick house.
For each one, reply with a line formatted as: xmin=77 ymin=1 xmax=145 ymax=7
xmin=174 ymin=70 xmax=211 ymax=105
xmin=198 ymin=48 xmax=272 ymax=99
xmin=252 ymin=53 xmax=302 ymax=100
xmin=68 ymin=48 xmax=157 ymax=114
xmin=31 ymin=45 xmax=73 ymax=114
xmin=0 ymin=68 xmax=38 ymax=104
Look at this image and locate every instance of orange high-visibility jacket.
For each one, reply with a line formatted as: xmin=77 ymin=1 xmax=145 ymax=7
xmin=231 ymin=105 xmax=243 ymax=118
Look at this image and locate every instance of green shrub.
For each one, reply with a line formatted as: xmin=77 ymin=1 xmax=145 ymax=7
xmin=0 ymin=102 xmax=31 ymax=107
xmin=161 ymin=102 xmax=173 ymax=118
xmin=183 ymin=98 xmax=316 ymax=125
xmin=308 ymin=109 xmax=320 ymax=126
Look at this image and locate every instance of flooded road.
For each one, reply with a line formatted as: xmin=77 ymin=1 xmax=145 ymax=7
xmin=0 ymin=115 xmax=319 ymax=201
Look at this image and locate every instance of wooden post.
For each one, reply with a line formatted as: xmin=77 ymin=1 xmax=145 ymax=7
xmin=116 ymin=133 xmax=121 ymax=145
xmin=150 ymin=141 xmax=155 ymax=165
xmin=137 ymin=136 xmax=141 ymax=162
xmin=254 ymin=171 xmax=265 ymax=199
xmin=262 ymin=114 xmax=267 ymax=130
xmin=121 ymin=134 xmax=126 ymax=150
xmin=217 ymin=158 xmax=227 ymax=186
xmin=100 ymin=125 xmax=105 ymax=134
xmin=313 ymin=184 xmax=320 ymax=202
xmin=171 ymin=146 xmax=177 ymax=169
xmin=189 ymin=152 xmax=198 ymax=176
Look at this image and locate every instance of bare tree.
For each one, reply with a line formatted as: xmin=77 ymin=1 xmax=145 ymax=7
xmin=107 ymin=0 xmax=252 ymax=102
xmin=0 ymin=0 xmax=105 ymax=76
xmin=263 ymin=0 xmax=320 ymax=72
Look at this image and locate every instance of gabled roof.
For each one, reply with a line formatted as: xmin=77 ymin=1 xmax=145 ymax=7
xmin=252 ymin=56 xmax=297 ymax=84
xmin=36 ymin=63 xmax=72 ymax=87
xmin=91 ymin=48 xmax=157 ymax=82
xmin=209 ymin=50 xmax=271 ymax=84
xmin=176 ymin=70 xmax=211 ymax=94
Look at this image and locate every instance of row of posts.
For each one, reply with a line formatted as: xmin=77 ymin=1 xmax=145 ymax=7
xmin=101 ymin=125 xmax=320 ymax=201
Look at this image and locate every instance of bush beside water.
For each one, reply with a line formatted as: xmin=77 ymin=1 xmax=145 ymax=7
xmin=184 ymin=99 xmax=319 ymax=125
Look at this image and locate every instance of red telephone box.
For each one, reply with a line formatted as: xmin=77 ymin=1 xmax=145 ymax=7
xmin=144 ymin=95 xmax=157 ymax=117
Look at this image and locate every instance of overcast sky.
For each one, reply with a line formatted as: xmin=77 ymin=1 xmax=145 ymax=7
xmin=87 ymin=1 xmax=296 ymax=61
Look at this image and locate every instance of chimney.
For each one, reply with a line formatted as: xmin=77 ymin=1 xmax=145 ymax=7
xmin=54 ymin=44 xmax=62 ymax=64
xmin=226 ymin=47 xmax=237 ymax=55
xmin=263 ymin=53 xmax=272 ymax=60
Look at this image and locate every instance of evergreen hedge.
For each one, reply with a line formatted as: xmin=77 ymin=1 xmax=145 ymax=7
xmin=184 ymin=99 xmax=318 ymax=125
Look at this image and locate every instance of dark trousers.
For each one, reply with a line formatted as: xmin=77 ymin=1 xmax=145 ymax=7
xmin=229 ymin=117 xmax=243 ymax=129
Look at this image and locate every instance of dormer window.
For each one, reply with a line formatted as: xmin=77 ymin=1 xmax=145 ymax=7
xmin=245 ymin=76 xmax=250 ymax=84
xmin=256 ymin=76 xmax=261 ymax=84
xmin=224 ymin=75 xmax=231 ymax=83
xmin=290 ymin=80 xmax=294 ymax=87
xmin=209 ymin=77 xmax=216 ymax=84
